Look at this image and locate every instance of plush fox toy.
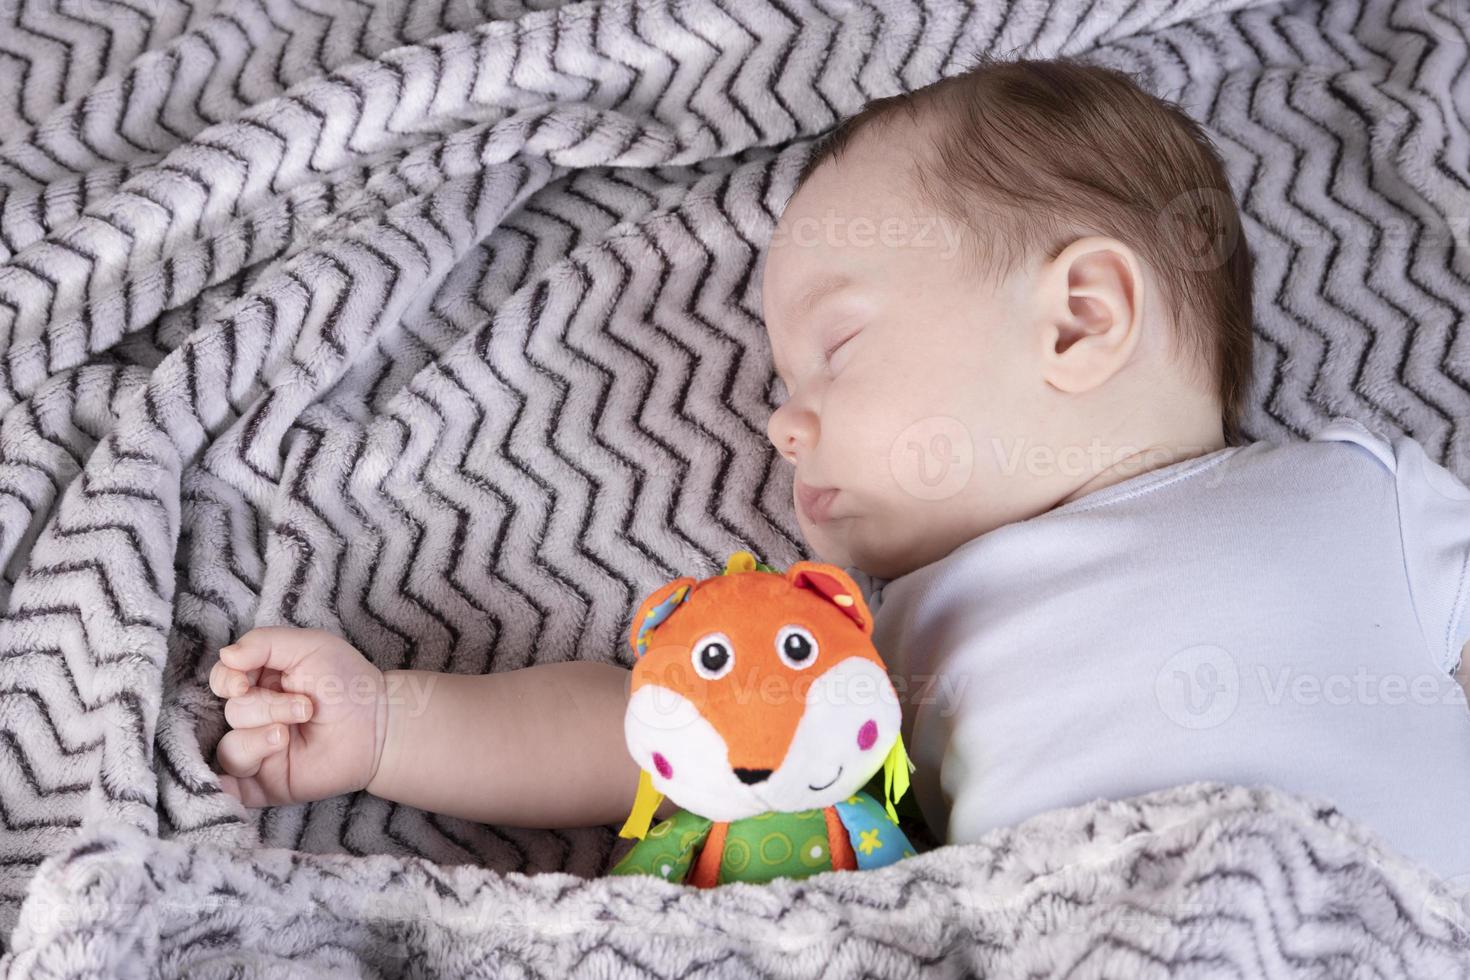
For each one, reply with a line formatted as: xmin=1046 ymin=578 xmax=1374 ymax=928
xmin=610 ymin=551 xmax=916 ymax=886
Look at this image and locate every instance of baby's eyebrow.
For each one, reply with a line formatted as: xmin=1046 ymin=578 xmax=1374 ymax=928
xmin=792 ymin=272 xmax=855 ymax=320
xmin=766 ymin=271 xmax=854 ymax=383
xmin=764 ymin=271 xmax=858 ymax=387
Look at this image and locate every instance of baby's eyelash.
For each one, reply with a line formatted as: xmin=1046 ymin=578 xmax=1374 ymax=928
xmin=824 ymin=330 xmax=859 ymax=361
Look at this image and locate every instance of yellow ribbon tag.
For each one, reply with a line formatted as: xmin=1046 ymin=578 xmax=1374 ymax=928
xmin=881 ymin=733 xmax=914 ymax=824
xmin=723 ymin=551 xmax=757 ymax=575
xmin=618 ymin=769 xmax=665 ymax=840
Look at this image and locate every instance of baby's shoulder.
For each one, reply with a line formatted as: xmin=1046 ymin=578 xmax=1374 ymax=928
xmin=1309 ymin=416 xmax=1398 ymax=470
xmin=1166 ymin=417 xmax=1467 ymax=527
xmin=1307 ymin=417 xmax=1469 ymax=501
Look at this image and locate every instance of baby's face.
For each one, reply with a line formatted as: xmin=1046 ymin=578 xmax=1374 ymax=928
xmin=762 ymin=133 xmax=1057 ymax=581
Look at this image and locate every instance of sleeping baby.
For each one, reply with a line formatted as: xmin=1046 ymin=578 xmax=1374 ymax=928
xmin=208 ymin=56 xmax=1470 ymax=879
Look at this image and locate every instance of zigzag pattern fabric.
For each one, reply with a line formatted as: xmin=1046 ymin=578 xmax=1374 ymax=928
xmin=0 ymin=0 xmax=1466 ymax=974
xmin=13 ymin=782 xmax=1470 ymax=976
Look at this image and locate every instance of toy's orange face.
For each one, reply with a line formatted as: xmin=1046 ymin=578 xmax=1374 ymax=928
xmin=625 ymin=562 xmax=902 ymax=821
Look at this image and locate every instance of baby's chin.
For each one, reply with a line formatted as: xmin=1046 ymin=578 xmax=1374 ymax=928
xmin=799 ymin=513 xmax=929 ymax=582
xmin=796 ymin=512 xmax=853 ymax=567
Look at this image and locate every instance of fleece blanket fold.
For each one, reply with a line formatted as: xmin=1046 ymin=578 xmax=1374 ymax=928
xmin=0 ymin=0 xmax=1467 ymax=974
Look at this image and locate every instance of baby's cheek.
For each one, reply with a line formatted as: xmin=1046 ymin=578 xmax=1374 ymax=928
xmin=828 ymin=519 xmax=906 ymax=583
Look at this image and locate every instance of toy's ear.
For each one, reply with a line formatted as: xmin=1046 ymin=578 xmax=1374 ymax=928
xmin=786 ymin=562 xmax=873 ymax=635
xmin=629 ymin=577 xmax=698 ymax=657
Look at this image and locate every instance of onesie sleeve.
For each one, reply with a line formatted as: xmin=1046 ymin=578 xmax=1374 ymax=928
xmin=1390 ymin=433 xmax=1470 ymax=676
xmin=1317 ymin=417 xmax=1470 ymax=675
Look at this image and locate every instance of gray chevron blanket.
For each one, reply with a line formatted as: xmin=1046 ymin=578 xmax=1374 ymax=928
xmin=0 ymin=0 xmax=1467 ymax=975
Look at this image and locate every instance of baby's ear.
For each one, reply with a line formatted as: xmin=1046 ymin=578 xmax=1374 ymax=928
xmin=628 ymin=577 xmax=697 ymax=658
xmin=786 ymin=562 xmax=873 ymax=635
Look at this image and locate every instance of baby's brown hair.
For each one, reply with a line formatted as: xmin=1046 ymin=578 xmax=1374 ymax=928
xmin=795 ymin=55 xmax=1256 ymax=445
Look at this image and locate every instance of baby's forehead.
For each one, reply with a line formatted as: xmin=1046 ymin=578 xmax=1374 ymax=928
xmin=763 ymin=190 xmax=945 ymax=292
xmin=783 ymin=152 xmax=929 ymax=227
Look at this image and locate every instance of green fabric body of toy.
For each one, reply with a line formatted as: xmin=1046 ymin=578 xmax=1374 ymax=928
xmin=714 ymin=809 xmax=849 ymax=883
xmin=608 ymin=808 xmax=714 ymax=883
xmin=609 ymin=808 xmax=836 ymax=884
xmin=609 ymin=792 xmax=916 ymax=884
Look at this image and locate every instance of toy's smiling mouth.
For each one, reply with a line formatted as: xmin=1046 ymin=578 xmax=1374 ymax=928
xmin=807 ymin=766 xmax=843 ymax=792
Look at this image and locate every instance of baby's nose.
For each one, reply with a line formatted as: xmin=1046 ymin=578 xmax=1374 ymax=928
xmin=767 ymin=401 xmax=816 ymax=462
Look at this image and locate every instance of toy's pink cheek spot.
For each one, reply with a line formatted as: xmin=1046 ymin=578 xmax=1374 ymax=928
xmin=653 ymin=752 xmax=674 ymax=779
xmin=857 ymin=720 xmax=878 ymax=751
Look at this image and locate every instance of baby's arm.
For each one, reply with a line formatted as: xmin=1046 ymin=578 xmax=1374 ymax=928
xmin=365 ymin=660 xmax=651 ymax=828
xmin=211 ymin=627 xmax=667 ymax=827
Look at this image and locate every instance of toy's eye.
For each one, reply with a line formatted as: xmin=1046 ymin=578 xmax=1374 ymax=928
xmin=775 ymin=626 xmax=818 ymax=670
xmin=692 ymin=632 xmax=734 ymax=680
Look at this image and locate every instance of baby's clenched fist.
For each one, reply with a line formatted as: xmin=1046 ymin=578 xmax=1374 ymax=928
xmin=210 ymin=626 xmax=387 ymax=808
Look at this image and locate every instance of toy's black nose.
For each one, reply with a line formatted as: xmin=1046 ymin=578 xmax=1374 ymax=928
xmin=733 ymin=768 xmax=772 ymax=785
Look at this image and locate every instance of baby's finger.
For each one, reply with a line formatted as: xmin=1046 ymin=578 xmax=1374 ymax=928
xmin=216 ymin=770 xmax=276 ymax=809
xmin=209 ymin=660 xmax=252 ymax=700
xmin=221 ymin=627 xmax=327 ymax=680
xmin=224 ymin=688 xmax=313 ymax=730
xmin=214 ymin=724 xmax=289 ymax=778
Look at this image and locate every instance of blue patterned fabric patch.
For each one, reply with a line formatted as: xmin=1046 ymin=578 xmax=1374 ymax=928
xmin=634 ymin=585 xmax=690 ymax=656
xmin=835 ymin=791 xmax=916 ymax=870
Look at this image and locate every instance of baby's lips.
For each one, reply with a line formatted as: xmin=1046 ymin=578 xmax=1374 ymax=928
xmin=795 ymin=480 xmax=841 ymax=523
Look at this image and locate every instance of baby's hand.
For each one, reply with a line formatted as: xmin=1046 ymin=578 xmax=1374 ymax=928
xmin=209 ymin=627 xmax=386 ymax=808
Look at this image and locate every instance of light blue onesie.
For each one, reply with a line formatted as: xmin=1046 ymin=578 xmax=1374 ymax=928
xmin=862 ymin=417 xmax=1470 ymax=878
